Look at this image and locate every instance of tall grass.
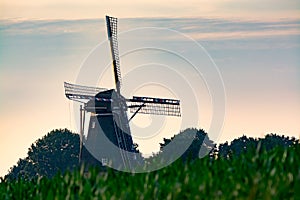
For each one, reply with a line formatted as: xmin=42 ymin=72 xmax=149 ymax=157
xmin=1 ymin=144 xmax=299 ymax=199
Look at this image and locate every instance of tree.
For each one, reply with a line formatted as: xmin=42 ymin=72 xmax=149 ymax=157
xmin=218 ymin=134 xmax=299 ymax=158
xmin=218 ymin=135 xmax=257 ymax=159
xmin=5 ymin=129 xmax=79 ymax=180
xmin=261 ymin=133 xmax=298 ymax=150
xmin=150 ymin=128 xmax=215 ymax=162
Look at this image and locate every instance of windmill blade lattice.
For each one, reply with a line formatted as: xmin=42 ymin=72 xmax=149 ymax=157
xmin=64 ymin=82 xmax=107 ymax=101
xmin=128 ymin=96 xmax=181 ymax=117
xmin=106 ymin=16 xmax=122 ymax=93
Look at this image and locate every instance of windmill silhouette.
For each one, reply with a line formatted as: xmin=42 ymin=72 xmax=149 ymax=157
xmin=64 ymin=16 xmax=181 ymax=169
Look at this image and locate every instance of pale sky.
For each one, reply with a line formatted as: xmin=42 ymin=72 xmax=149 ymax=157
xmin=0 ymin=1 xmax=299 ymax=177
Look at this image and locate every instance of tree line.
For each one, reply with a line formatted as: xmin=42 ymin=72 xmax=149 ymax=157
xmin=4 ymin=128 xmax=299 ymax=180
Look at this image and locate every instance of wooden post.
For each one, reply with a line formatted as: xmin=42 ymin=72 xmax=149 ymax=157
xmin=79 ymin=105 xmax=83 ymax=164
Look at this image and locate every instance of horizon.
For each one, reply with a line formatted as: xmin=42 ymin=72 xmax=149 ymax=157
xmin=1 ymin=1 xmax=299 ymax=177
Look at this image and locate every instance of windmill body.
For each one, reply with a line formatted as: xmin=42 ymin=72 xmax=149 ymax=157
xmin=84 ymin=89 xmax=135 ymax=168
xmin=64 ymin=16 xmax=181 ymax=170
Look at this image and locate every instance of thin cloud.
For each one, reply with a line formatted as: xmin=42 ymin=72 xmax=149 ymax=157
xmin=1 ymin=17 xmax=299 ymax=50
xmin=187 ymin=28 xmax=300 ymax=40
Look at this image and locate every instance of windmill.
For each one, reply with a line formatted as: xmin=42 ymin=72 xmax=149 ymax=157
xmin=64 ymin=16 xmax=181 ymax=170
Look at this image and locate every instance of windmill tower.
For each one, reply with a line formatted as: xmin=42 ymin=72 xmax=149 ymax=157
xmin=64 ymin=16 xmax=181 ymax=170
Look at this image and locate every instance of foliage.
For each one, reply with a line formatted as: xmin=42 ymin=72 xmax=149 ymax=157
xmin=1 ymin=144 xmax=299 ymax=199
xmin=6 ymin=128 xmax=298 ymax=183
xmin=5 ymin=129 xmax=80 ymax=180
xmin=149 ymin=128 xmax=215 ymax=162
xmin=218 ymin=134 xmax=298 ymax=158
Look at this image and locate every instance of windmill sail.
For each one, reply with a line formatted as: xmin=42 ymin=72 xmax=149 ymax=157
xmin=64 ymin=82 xmax=107 ymax=101
xmin=128 ymin=96 xmax=181 ymax=117
xmin=106 ymin=16 xmax=122 ymax=94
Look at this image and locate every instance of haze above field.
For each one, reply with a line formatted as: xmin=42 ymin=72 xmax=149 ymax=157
xmin=0 ymin=0 xmax=299 ymax=177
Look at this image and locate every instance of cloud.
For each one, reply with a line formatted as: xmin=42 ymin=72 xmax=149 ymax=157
xmin=1 ymin=17 xmax=299 ymax=37
xmin=1 ymin=17 xmax=299 ymax=52
xmin=1 ymin=0 xmax=299 ymax=20
xmin=0 ymin=18 xmax=104 ymax=36
xmin=219 ymin=0 xmax=300 ymax=11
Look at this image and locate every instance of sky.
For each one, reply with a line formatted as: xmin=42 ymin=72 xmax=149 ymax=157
xmin=0 ymin=0 xmax=300 ymax=176
xmin=1 ymin=0 xmax=300 ymax=20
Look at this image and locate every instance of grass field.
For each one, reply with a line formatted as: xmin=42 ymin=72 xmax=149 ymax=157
xmin=1 ymin=144 xmax=299 ymax=199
